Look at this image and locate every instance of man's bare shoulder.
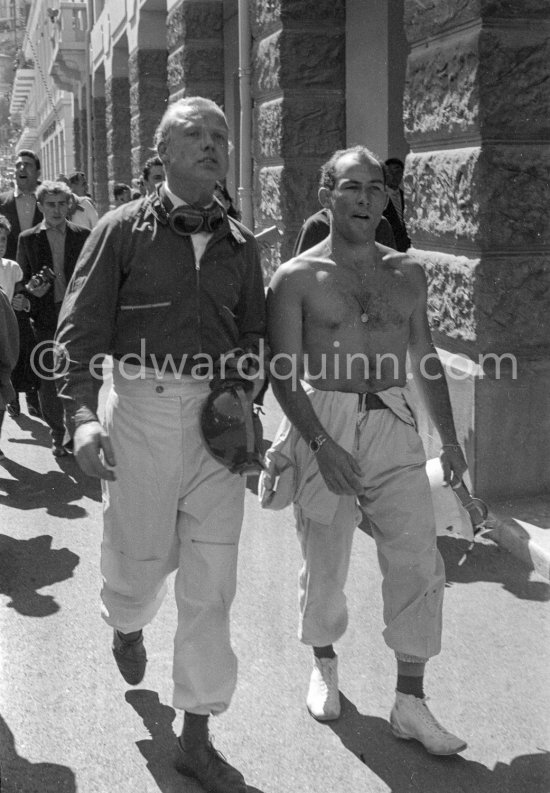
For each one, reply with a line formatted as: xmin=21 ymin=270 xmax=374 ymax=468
xmin=270 ymin=239 xmax=333 ymax=289
xmin=379 ymin=245 xmax=426 ymax=283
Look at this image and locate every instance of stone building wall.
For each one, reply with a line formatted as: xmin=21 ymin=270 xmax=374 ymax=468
xmin=403 ymin=0 xmax=550 ymax=497
xmin=105 ymin=75 xmax=133 ymax=186
xmin=128 ymin=48 xmax=169 ymax=177
xmin=166 ymin=0 xmax=224 ymax=105
xmin=250 ymin=0 xmax=346 ymax=277
xmin=92 ymin=92 xmax=109 ymax=215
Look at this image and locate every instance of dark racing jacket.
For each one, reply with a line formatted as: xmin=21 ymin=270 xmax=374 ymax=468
xmin=55 ymin=192 xmax=266 ymax=428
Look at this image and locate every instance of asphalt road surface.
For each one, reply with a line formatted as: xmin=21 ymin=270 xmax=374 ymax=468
xmin=0 ymin=379 xmax=549 ymax=792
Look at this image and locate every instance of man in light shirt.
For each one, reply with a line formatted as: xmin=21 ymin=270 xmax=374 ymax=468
xmin=15 ymin=181 xmax=90 ymax=456
xmin=68 ymin=171 xmax=99 ymax=229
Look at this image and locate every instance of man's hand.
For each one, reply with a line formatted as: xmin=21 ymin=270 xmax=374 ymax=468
xmin=210 ymin=349 xmax=265 ymax=401
xmin=315 ymin=439 xmax=364 ymax=495
xmin=73 ymin=421 xmax=117 ymax=480
xmin=11 ymin=293 xmax=30 ymax=312
xmin=440 ymin=443 xmax=468 ymax=488
xmin=26 ymin=281 xmax=51 ymax=298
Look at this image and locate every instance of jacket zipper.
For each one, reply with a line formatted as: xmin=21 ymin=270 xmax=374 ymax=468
xmin=194 ymin=248 xmax=202 ymax=354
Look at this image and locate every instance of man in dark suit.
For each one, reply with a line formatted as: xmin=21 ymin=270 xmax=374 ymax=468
xmin=0 ymin=149 xmax=43 ymax=416
xmin=383 ymin=158 xmax=411 ymax=252
xmin=15 ymin=180 xmax=90 ymax=456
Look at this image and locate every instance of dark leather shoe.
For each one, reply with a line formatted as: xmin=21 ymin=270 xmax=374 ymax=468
xmin=112 ymin=629 xmax=147 ymax=685
xmin=175 ymin=738 xmax=247 ymax=793
xmin=6 ymin=397 xmax=20 ymax=418
xmin=52 ymin=442 xmax=69 ymax=457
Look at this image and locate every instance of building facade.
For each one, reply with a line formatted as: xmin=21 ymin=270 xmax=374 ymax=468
xmin=9 ymin=0 xmax=550 ymax=500
xmin=8 ymin=0 xmax=82 ymax=179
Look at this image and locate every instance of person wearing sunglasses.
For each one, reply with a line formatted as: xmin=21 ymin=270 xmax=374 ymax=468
xmin=55 ymin=97 xmax=265 ymax=793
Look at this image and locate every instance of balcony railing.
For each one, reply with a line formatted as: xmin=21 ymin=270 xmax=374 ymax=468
xmin=49 ymin=1 xmax=88 ymax=92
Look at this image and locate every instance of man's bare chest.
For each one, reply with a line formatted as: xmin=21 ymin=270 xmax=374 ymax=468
xmin=304 ymin=269 xmax=414 ymax=333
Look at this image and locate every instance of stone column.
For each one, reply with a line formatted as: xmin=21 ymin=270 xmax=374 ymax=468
xmin=250 ymin=0 xmax=346 ymax=278
xmin=79 ymin=87 xmax=88 ymax=176
xmin=403 ymin=0 xmax=550 ymax=499
xmin=73 ymin=96 xmax=82 ymax=172
xmin=105 ymin=72 xmax=132 ymax=186
xmin=129 ymin=48 xmax=169 ymax=178
xmin=92 ymin=92 xmax=110 ymax=216
xmin=166 ymin=0 xmax=224 ymax=104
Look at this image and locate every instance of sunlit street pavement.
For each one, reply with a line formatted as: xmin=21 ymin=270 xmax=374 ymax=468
xmin=0 ymin=381 xmax=549 ymax=793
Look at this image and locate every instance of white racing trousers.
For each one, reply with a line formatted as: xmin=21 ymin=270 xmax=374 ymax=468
xmin=101 ymin=366 xmax=245 ymax=714
xmin=295 ymin=388 xmax=445 ymax=663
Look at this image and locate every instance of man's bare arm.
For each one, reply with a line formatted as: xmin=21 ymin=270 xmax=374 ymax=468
xmin=267 ymin=265 xmax=363 ymax=496
xmin=407 ymin=265 xmax=467 ymax=485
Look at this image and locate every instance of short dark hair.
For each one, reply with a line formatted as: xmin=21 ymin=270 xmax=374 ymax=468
xmin=0 ymin=213 xmax=12 ymax=234
xmin=16 ymin=149 xmax=41 ymax=171
xmin=384 ymin=157 xmax=405 ymax=169
xmin=142 ymin=156 xmax=164 ymax=181
xmin=113 ymin=182 xmax=131 ymax=199
xmin=320 ymin=146 xmax=384 ymax=190
xmin=68 ymin=171 xmax=87 ymax=185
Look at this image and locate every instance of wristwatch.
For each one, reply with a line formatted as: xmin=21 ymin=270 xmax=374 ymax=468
xmin=309 ymin=433 xmax=328 ymax=454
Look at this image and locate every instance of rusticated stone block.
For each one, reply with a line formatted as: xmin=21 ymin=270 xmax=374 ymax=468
xmin=404 ymin=0 xmax=549 ymax=43
xmin=405 ymin=147 xmax=550 ymax=250
xmin=255 ymin=95 xmax=345 ymax=160
xmin=255 ymin=163 xmax=320 ymax=265
xmin=128 ymin=49 xmax=169 ymax=154
xmin=479 ymin=28 xmax=550 ymax=141
xmin=92 ymin=95 xmax=109 ymax=215
xmin=414 ymin=249 xmax=478 ymax=342
xmin=475 ymin=256 xmax=550 ymax=353
xmin=256 ymin=165 xmax=283 ymax=220
xmin=105 ymin=76 xmax=132 ymax=183
xmin=73 ymin=116 xmax=81 ymax=172
xmin=405 ymin=26 xmax=550 ymax=143
xmin=250 ymin=0 xmax=344 ymax=34
xmin=404 ymin=0 xmax=480 ymax=43
xmin=253 ymin=32 xmax=281 ymax=93
xmin=256 ymin=100 xmax=283 ymax=160
xmin=415 ymin=248 xmax=550 ymax=354
xmin=404 ymin=30 xmax=479 ymax=142
xmin=167 ymin=0 xmax=223 ymax=51
xmin=253 ymin=30 xmax=344 ymax=94
xmin=167 ymin=43 xmax=224 ymax=95
xmin=405 ymin=149 xmax=479 ymax=246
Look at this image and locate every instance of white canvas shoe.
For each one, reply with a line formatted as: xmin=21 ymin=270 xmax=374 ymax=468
xmin=306 ymin=655 xmax=341 ymax=721
xmin=390 ymin=692 xmax=467 ymax=755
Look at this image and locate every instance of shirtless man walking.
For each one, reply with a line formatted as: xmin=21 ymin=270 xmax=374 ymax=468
xmin=267 ymin=145 xmax=468 ymax=755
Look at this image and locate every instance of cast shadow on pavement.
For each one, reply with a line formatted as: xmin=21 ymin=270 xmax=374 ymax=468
xmin=0 ymin=533 xmax=79 ymax=617
xmin=0 ymin=456 xmax=101 ymax=518
xmin=6 ymin=411 xmax=51 ymax=447
xmin=357 ymin=519 xmax=550 ymax=603
xmin=0 ymin=712 xmax=76 ymax=792
xmin=327 ymin=694 xmax=550 ymax=793
xmin=437 ymin=536 xmax=550 ymax=603
xmin=125 ymin=689 xmax=266 ymax=793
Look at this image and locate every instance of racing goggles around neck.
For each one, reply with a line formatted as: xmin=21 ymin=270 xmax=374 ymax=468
xmin=168 ymin=202 xmax=225 ymax=236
